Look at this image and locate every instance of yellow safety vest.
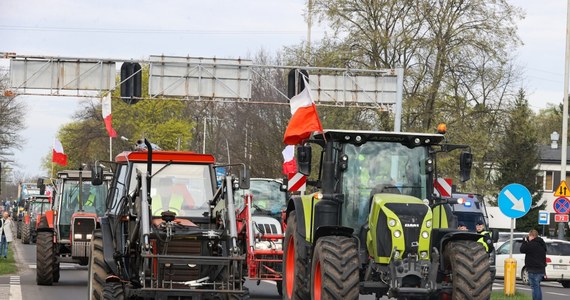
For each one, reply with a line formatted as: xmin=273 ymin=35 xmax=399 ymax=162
xmin=85 ymin=193 xmax=96 ymax=206
xmin=477 ymin=230 xmax=491 ymax=252
xmin=151 ymin=194 xmax=184 ymax=216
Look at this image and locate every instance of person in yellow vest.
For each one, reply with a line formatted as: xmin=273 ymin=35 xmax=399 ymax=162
xmin=476 ymin=220 xmax=492 ymax=252
xmin=152 ymin=178 xmax=185 ymax=216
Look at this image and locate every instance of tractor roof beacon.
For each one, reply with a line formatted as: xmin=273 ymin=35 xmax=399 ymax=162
xmin=282 ymin=129 xmax=495 ymax=300
xmin=87 ymin=139 xmax=251 ymax=300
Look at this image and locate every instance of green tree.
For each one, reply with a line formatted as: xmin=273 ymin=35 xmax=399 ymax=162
xmin=493 ymin=89 xmax=543 ymax=232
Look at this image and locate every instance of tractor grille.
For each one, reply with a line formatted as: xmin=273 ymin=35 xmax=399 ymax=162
xmin=71 ymin=217 xmax=96 ymax=258
xmin=256 ymin=223 xmax=279 ymax=235
xmin=379 ymin=203 xmax=428 ymax=259
xmin=157 ymin=238 xmax=203 ymax=287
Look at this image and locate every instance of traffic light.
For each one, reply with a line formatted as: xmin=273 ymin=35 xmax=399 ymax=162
xmin=120 ymin=62 xmax=142 ymax=104
xmin=287 ymin=69 xmax=309 ymax=99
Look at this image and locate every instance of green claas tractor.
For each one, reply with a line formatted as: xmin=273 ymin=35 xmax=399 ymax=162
xmin=282 ymin=129 xmax=495 ymax=300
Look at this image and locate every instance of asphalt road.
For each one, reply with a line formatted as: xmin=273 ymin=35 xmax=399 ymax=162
xmin=7 ymin=240 xmax=570 ymax=300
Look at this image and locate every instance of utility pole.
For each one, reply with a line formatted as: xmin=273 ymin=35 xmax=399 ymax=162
xmin=559 ymin=0 xmax=570 ymax=239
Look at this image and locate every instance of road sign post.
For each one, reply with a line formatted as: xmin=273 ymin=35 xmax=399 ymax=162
xmin=498 ymin=183 xmax=531 ymax=296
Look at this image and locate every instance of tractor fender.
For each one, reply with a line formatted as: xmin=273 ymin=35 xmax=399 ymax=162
xmin=286 ymin=195 xmax=307 ymax=240
xmin=36 ymin=215 xmax=54 ymax=233
xmin=435 ymin=229 xmax=485 ymax=270
xmin=313 ymin=225 xmax=354 ymax=246
xmin=100 ymin=216 xmax=119 ymax=276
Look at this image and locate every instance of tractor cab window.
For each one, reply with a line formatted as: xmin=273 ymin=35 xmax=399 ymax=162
xmin=131 ymin=163 xmax=214 ymax=218
xmin=341 ymin=142 xmax=428 ymax=227
xmin=235 ymin=180 xmax=287 ymax=216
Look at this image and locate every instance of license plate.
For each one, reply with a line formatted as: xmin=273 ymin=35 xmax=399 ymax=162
xmin=553 ymin=265 xmax=567 ymax=270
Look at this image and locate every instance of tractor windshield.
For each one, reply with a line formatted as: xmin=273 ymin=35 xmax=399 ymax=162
xmin=30 ymin=200 xmax=49 ymax=216
xmin=341 ymin=141 xmax=429 ymax=227
xmin=131 ymin=163 xmax=215 ymax=218
xmin=235 ymin=179 xmax=287 ymax=216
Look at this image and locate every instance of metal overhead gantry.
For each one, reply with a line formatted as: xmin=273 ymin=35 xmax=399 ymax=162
xmin=2 ymin=53 xmax=404 ymax=131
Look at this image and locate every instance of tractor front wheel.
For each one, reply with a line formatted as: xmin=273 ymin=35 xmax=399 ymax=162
xmin=102 ymin=282 xmax=125 ymax=300
xmin=36 ymin=231 xmax=55 ymax=285
xmin=21 ymin=222 xmax=31 ymax=244
xmin=445 ymin=240 xmax=492 ymax=300
xmin=311 ymin=236 xmax=359 ymax=300
xmin=88 ymin=230 xmax=110 ymax=300
xmin=283 ymin=211 xmax=309 ymax=300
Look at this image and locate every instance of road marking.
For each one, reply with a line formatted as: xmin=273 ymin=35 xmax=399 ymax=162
xmin=546 ymin=292 xmax=570 ymax=296
xmin=9 ymin=276 xmax=22 ymax=300
xmin=28 ymin=263 xmax=87 ymax=270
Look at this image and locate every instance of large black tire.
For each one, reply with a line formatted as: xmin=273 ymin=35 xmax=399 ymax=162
xmin=102 ymin=282 xmax=124 ymax=300
xmin=36 ymin=231 xmax=55 ymax=285
xmin=310 ymin=236 xmax=359 ymax=300
xmin=445 ymin=240 xmax=492 ymax=300
xmin=283 ymin=211 xmax=310 ymax=300
xmin=88 ymin=230 xmax=110 ymax=300
xmin=53 ymin=262 xmax=60 ymax=283
xmin=276 ymin=280 xmax=283 ymax=297
xmin=21 ymin=222 xmax=31 ymax=244
xmin=16 ymin=220 xmax=22 ymax=239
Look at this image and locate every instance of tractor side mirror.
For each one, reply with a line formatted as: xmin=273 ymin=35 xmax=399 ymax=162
xmin=459 ymin=152 xmax=472 ymax=182
xmin=37 ymin=178 xmax=46 ymax=195
xmin=239 ymin=168 xmax=250 ymax=190
xmin=280 ymin=178 xmax=288 ymax=192
xmin=491 ymin=228 xmax=499 ymax=243
xmin=92 ymin=165 xmax=104 ymax=186
xmin=297 ymin=145 xmax=312 ymax=176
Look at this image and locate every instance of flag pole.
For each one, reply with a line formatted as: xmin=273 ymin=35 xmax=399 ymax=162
xmin=109 ymin=137 xmax=112 ymax=161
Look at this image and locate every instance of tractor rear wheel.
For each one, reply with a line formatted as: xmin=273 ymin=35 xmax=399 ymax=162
xmin=53 ymin=262 xmax=60 ymax=283
xmin=16 ymin=221 xmax=21 ymax=239
xmin=445 ymin=240 xmax=492 ymax=300
xmin=21 ymin=222 xmax=31 ymax=244
xmin=102 ymin=282 xmax=124 ymax=300
xmin=88 ymin=230 xmax=109 ymax=300
xmin=311 ymin=236 xmax=359 ymax=300
xmin=36 ymin=231 xmax=55 ymax=285
xmin=283 ymin=211 xmax=309 ymax=300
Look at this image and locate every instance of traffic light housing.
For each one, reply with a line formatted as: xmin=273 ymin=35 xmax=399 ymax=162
xmin=120 ymin=62 xmax=142 ymax=104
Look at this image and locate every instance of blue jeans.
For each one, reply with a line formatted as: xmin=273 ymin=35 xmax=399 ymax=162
xmin=0 ymin=235 xmax=8 ymax=258
xmin=528 ymin=272 xmax=544 ymax=300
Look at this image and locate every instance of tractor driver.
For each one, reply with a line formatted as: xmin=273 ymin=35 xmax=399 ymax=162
xmin=151 ymin=177 xmax=185 ymax=216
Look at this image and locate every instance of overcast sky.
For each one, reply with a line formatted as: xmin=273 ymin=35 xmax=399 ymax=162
xmin=0 ymin=0 xmax=567 ymax=178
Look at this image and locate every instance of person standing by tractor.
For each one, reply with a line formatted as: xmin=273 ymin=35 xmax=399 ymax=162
xmin=520 ymin=229 xmax=547 ymax=300
xmin=475 ymin=220 xmax=492 ymax=251
xmin=0 ymin=211 xmax=14 ymax=259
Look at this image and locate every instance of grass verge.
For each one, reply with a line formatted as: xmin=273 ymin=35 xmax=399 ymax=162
xmin=0 ymin=243 xmax=18 ymax=275
xmin=491 ymin=291 xmax=532 ymax=299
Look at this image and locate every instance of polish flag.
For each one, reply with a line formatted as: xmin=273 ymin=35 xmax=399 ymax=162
xmin=102 ymin=94 xmax=117 ymax=138
xmin=282 ymin=145 xmax=297 ymax=175
xmin=53 ymin=139 xmax=68 ymax=166
xmin=283 ymin=77 xmax=323 ymax=145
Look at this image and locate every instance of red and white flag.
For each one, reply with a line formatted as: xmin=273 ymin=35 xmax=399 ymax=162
xmin=102 ymin=94 xmax=117 ymax=138
xmin=282 ymin=145 xmax=297 ymax=175
xmin=283 ymin=77 xmax=323 ymax=145
xmin=52 ymin=139 xmax=68 ymax=166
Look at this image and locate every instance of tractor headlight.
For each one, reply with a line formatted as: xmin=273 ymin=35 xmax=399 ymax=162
xmin=426 ymin=220 xmax=432 ymax=228
xmin=388 ymin=219 xmax=397 ymax=227
xmin=86 ymin=234 xmax=92 ymax=240
xmin=394 ymin=250 xmax=400 ymax=259
xmin=422 ymin=231 xmax=429 ymax=239
xmin=74 ymin=234 xmax=82 ymax=240
xmin=420 ymin=251 xmax=428 ymax=259
xmin=393 ymin=230 xmax=401 ymax=238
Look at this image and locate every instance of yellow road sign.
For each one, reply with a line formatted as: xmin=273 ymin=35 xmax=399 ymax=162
xmin=554 ymin=180 xmax=570 ymax=197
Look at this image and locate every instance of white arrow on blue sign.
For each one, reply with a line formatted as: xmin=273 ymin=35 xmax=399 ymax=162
xmin=538 ymin=210 xmax=550 ymax=225
xmin=498 ymin=183 xmax=532 ymax=219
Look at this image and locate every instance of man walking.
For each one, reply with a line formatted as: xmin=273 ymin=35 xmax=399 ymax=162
xmin=0 ymin=211 xmax=14 ymax=258
xmin=520 ymin=229 xmax=547 ymax=300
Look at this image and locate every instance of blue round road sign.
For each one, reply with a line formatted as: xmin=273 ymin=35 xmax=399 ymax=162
xmin=553 ymin=197 xmax=570 ymax=214
xmin=498 ymin=183 xmax=532 ymax=219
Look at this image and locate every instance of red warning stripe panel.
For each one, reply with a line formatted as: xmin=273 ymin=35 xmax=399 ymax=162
xmin=434 ymin=177 xmax=452 ymax=197
xmin=288 ymin=173 xmax=307 ymax=192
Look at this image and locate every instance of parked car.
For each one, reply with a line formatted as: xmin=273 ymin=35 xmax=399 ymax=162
xmin=495 ymin=231 xmax=529 ymax=250
xmin=495 ymin=237 xmax=570 ymax=287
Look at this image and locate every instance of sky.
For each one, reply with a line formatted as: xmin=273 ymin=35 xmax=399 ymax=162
xmin=0 ymin=0 xmax=567 ymax=178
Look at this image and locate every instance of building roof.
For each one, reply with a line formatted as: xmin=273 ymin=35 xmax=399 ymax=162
xmin=539 ymin=145 xmax=570 ymax=164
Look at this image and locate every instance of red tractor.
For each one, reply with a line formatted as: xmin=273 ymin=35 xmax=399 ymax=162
xmin=235 ymin=178 xmax=288 ymax=296
xmin=20 ymin=195 xmax=51 ymax=244
xmin=36 ymin=168 xmax=112 ymax=285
